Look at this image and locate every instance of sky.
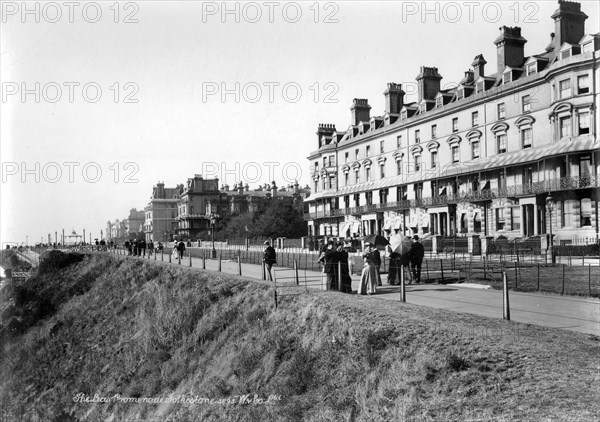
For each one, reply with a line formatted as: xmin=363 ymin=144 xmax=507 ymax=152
xmin=1 ymin=0 xmax=599 ymax=245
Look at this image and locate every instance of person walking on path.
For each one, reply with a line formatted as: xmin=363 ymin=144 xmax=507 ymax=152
xmin=319 ymin=240 xmax=337 ymax=290
xmin=358 ymin=243 xmax=378 ymax=295
xmin=263 ymin=241 xmax=277 ymax=281
xmin=147 ymin=240 xmax=154 ymax=257
xmin=410 ymin=235 xmax=425 ymax=283
xmin=176 ymin=239 xmax=186 ymax=260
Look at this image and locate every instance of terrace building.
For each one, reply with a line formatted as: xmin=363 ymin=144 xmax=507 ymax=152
xmin=144 ymin=182 xmax=183 ymax=242
xmin=305 ymin=0 xmax=599 ymax=246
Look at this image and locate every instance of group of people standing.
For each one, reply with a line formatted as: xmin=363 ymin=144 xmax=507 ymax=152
xmin=124 ymin=238 xmax=157 ymax=257
xmin=387 ymin=235 xmax=425 ymax=285
xmin=318 ymin=240 xmax=353 ymax=293
xmin=357 ymin=235 xmax=425 ymax=295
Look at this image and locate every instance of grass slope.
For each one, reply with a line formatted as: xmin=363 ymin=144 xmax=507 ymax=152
xmin=0 ymin=252 xmax=598 ymax=422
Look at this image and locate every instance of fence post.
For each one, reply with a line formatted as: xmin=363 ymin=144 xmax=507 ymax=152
xmin=294 ymin=259 xmax=299 ymax=285
xmin=154 ymin=251 xmax=157 ymax=261
xmin=218 ymin=255 xmax=222 ymax=272
xmin=178 ymin=253 xmax=181 ymax=265
xmin=189 ymin=253 xmax=192 ymax=267
xmin=537 ymin=263 xmax=540 ymax=291
xmin=589 ymin=264 xmax=592 ymax=296
xmin=262 ymin=262 xmax=266 ymax=280
xmin=514 ymin=262 xmax=518 ymax=290
xmin=169 ymin=252 xmax=172 ymax=263
xmin=237 ymin=255 xmax=242 ymax=276
xmin=440 ymin=259 xmax=445 ymax=283
xmin=202 ymin=251 xmax=206 ymax=270
xmin=400 ymin=263 xmax=406 ymax=303
xmin=337 ymin=261 xmax=342 ymax=291
xmin=483 ymin=256 xmax=487 ymax=279
xmin=161 ymin=250 xmax=163 ymax=261
xmin=273 ymin=269 xmax=278 ymax=309
xmin=425 ymin=259 xmax=429 ymax=283
xmin=502 ymin=271 xmax=510 ymax=321
xmin=562 ymin=264 xmax=565 ymax=295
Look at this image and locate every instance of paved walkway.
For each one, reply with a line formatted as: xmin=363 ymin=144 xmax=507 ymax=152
xmin=110 ymin=250 xmax=599 ymax=336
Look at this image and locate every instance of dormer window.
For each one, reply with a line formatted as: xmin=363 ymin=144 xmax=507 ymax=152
xmin=436 ymin=96 xmax=443 ymax=108
xmin=476 ymin=81 xmax=485 ymax=93
xmin=503 ymin=73 xmax=511 ymax=84
xmin=401 ymin=110 xmax=407 ymax=120
xmin=582 ymin=42 xmax=593 ymax=53
xmin=456 ymin=88 xmax=463 ymax=100
xmin=527 ymin=62 xmax=537 ymax=75
xmin=561 ymin=49 xmax=571 ymax=60
xmin=419 ymin=102 xmax=427 ymax=114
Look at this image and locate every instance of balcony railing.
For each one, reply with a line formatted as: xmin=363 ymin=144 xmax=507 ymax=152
xmin=304 ymin=175 xmax=599 ymax=220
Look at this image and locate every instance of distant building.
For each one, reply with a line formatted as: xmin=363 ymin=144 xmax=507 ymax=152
xmin=175 ymin=175 xmax=222 ymax=240
xmin=144 ymin=182 xmax=183 ymax=242
xmin=216 ymin=181 xmax=309 ymax=216
xmin=305 ymin=0 xmax=599 ymax=244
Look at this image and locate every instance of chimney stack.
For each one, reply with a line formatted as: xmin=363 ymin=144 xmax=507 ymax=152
xmin=350 ymin=99 xmax=371 ymax=126
xmin=551 ymin=1 xmax=587 ymax=50
xmin=384 ymin=83 xmax=405 ymax=115
xmin=316 ymin=123 xmax=336 ymax=148
xmin=416 ymin=67 xmax=442 ymax=103
xmin=494 ymin=26 xmax=527 ymax=73
xmin=471 ymin=55 xmax=487 ymax=77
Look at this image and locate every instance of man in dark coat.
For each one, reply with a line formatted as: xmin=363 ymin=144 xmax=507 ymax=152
xmin=410 ymin=235 xmax=425 ymax=283
xmin=139 ymin=239 xmax=146 ymax=257
xmin=334 ymin=241 xmax=352 ymax=293
xmin=176 ymin=240 xmax=186 ymax=260
xmin=319 ymin=240 xmax=336 ymax=290
xmin=372 ymin=247 xmax=382 ymax=286
xmin=263 ymin=241 xmax=277 ymax=281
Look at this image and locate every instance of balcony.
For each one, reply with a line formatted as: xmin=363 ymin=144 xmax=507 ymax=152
xmin=177 ymin=213 xmax=210 ymax=220
xmin=303 ymin=175 xmax=598 ymax=220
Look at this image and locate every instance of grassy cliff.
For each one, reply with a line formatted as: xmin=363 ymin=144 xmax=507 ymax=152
xmin=0 ymin=252 xmax=598 ymax=421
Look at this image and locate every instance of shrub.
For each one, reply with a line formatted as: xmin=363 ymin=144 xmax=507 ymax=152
xmin=38 ymin=250 xmax=84 ymax=273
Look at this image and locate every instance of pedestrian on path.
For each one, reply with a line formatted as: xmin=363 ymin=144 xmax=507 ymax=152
xmin=319 ymin=240 xmax=336 ymax=290
xmin=177 ymin=240 xmax=186 ymax=260
xmin=358 ymin=243 xmax=378 ymax=295
xmin=263 ymin=241 xmax=277 ymax=281
xmin=410 ymin=235 xmax=425 ymax=283
xmin=335 ymin=241 xmax=352 ymax=293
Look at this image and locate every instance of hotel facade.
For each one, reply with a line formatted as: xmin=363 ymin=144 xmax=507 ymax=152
xmin=305 ymin=1 xmax=599 ymax=247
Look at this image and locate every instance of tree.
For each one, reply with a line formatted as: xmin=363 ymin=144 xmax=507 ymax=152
xmin=253 ymin=199 xmax=307 ymax=239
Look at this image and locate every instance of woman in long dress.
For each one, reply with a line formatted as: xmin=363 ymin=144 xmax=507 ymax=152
xmin=358 ymin=243 xmax=378 ymax=295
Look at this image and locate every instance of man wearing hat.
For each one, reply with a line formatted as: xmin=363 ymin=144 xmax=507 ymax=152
xmin=318 ymin=240 xmax=337 ymax=290
xmin=263 ymin=241 xmax=277 ymax=281
xmin=410 ymin=235 xmax=425 ymax=283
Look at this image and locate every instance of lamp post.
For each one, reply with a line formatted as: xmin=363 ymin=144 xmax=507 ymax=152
xmin=209 ymin=213 xmax=220 ymax=258
xmin=545 ymin=193 xmax=556 ymax=264
xmin=245 ymin=226 xmax=249 ymax=251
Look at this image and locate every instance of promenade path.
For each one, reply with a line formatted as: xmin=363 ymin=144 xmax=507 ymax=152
xmin=110 ymin=249 xmax=600 ymax=337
